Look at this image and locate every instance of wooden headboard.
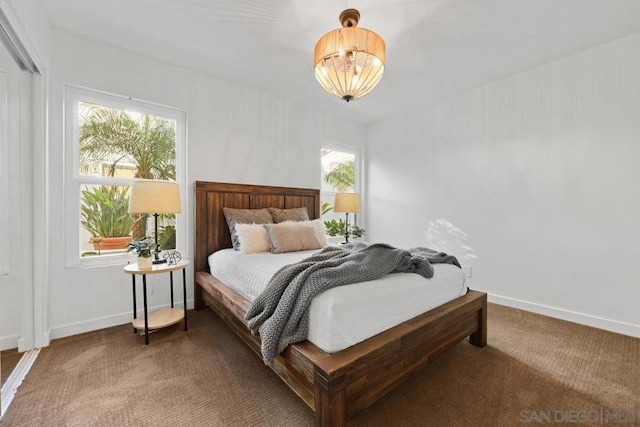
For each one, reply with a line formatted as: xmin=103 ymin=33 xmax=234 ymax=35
xmin=194 ymin=181 xmax=320 ymax=273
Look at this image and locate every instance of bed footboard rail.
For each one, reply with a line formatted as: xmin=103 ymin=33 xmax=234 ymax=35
xmin=196 ymin=270 xmax=487 ymax=427
xmin=313 ymin=290 xmax=487 ymax=426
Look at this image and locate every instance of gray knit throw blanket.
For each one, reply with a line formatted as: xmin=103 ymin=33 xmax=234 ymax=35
xmin=245 ymin=242 xmax=461 ymax=364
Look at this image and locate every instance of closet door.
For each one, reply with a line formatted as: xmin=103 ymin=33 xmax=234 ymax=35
xmin=0 ymin=28 xmax=30 ymax=390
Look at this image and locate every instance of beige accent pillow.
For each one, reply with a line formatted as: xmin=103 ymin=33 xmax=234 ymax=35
xmin=277 ymin=219 xmax=329 ymax=247
xmin=268 ymin=207 xmax=309 ymax=223
xmin=264 ymin=223 xmax=322 ymax=254
xmin=235 ymin=223 xmax=271 ymax=254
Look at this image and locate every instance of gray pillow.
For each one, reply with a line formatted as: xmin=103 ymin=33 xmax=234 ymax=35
xmin=223 ymin=207 xmax=273 ymax=250
xmin=268 ymin=207 xmax=310 ymax=223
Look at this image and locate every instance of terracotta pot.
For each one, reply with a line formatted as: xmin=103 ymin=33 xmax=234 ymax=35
xmin=92 ymin=236 xmax=133 ymax=251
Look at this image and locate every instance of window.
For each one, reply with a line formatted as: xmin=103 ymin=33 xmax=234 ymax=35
xmin=320 ymin=142 xmax=363 ymax=238
xmin=65 ymin=87 xmax=186 ymax=267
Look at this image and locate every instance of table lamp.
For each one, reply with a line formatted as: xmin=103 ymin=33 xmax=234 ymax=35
xmin=129 ymin=179 xmax=181 ymax=264
xmin=333 ymin=192 xmax=360 ymax=244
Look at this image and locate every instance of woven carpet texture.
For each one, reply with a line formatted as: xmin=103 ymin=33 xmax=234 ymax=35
xmin=2 ymin=303 xmax=639 ymax=426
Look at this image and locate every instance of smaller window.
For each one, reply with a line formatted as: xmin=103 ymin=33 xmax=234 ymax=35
xmin=320 ymin=142 xmax=363 ymax=239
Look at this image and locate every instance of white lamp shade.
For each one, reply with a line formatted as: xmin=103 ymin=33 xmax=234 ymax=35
xmin=129 ymin=179 xmax=181 ymax=214
xmin=334 ymin=193 xmax=360 ymax=213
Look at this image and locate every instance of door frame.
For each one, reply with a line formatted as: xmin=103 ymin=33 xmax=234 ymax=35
xmin=0 ymin=1 xmax=49 ymax=351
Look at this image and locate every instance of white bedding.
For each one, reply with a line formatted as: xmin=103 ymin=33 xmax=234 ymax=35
xmin=208 ymin=248 xmax=467 ymax=353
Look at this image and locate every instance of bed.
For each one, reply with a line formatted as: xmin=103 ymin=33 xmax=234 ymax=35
xmin=194 ymin=181 xmax=487 ymax=426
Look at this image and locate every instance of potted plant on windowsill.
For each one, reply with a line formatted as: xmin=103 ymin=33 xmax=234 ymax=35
xmin=81 ymin=186 xmax=133 ymax=251
xmin=128 ymin=239 xmax=153 ymax=270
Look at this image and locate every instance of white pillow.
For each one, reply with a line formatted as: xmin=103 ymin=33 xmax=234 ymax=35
xmin=235 ymin=223 xmax=271 ymax=254
xmin=277 ymin=219 xmax=329 ymax=247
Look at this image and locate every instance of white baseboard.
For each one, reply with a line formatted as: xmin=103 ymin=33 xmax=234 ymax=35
xmin=39 ymin=332 xmax=50 ymax=348
xmin=488 ymin=293 xmax=640 ymax=338
xmin=49 ymin=299 xmax=194 ymax=341
xmin=18 ymin=334 xmax=50 ymax=351
xmin=0 ymin=335 xmax=20 ymax=352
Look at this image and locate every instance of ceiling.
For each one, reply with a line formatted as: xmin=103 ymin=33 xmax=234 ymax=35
xmin=43 ymin=0 xmax=640 ymax=123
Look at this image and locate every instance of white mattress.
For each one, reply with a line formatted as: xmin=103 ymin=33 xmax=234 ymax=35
xmin=208 ymin=248 xmax=467 ymax=353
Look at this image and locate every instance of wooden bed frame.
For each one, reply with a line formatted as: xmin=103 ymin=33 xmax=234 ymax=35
xmin=194 ymin=181 xmax=487 ymax=426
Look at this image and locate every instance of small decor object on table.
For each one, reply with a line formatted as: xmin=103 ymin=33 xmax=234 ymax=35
xmin=128 ymin=240 xmax=153 ymax=270
xmin=162 ymin=250 xmax=181 ymax=266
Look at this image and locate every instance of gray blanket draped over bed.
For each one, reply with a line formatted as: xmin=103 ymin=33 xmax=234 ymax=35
xmin=245 ymin=242 xmax=461 ymax=363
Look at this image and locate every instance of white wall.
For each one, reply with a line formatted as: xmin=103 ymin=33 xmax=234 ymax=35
xmin=46 ymin=30 xmax=366 ymax=340
xmin=367 ymin=32 xmax=640 ymax=337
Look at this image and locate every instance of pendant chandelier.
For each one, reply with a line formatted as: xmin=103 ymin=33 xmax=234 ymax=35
xmin=314 ymin=9 xmax=385 ymax=102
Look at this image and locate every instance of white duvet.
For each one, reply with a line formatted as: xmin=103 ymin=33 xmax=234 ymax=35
xmin=208 ymin=248 xmax=467 ymax=353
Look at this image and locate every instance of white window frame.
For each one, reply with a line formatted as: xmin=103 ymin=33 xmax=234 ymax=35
xmin=64 ymin=86 xmax=187 ymax=268
xmin=320 ymin=141 xmax=364 ymax=226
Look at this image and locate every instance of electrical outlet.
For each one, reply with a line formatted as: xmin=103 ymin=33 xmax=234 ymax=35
xmin=463 ymin=265 xmax=472 ymax=278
